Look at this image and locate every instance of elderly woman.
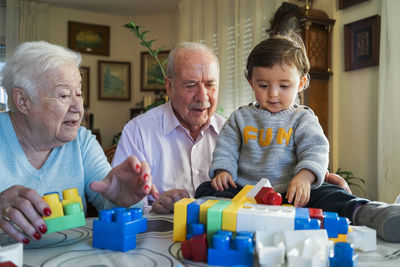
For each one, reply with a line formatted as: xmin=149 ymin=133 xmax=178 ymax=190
xmin=0 ymin=41 xmax=158 ymax=244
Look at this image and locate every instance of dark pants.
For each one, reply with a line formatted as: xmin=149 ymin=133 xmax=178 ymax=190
xmin=195 ymin=181 xmax=369 ymax=222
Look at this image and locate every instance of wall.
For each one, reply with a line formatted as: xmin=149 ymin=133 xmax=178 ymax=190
xmin=48 ymin=7 xmax=177 ymax=147
xmin=314 ymin=0 xmax=380 ymax=200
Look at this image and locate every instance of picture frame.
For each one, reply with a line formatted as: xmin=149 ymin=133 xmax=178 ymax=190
xmin=98 ymin=61 xmax=131 ymax=101
xmin=140 ymin=51 xmax=169 ymax=91
xmin=80 ymin=66 xmax=90 ymax=107
xmin=68 ymin=21 xmax=110 ymax=56
xmin=339 ymin=0 xmax=369 ymax=10
xmin=344 ymin=15 xmax=380 ymax=72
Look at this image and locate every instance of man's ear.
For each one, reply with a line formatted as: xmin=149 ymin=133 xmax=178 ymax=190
xmin=298 ymin=76 xmax=308 ymax=92
xmin=12 ymin=88 xmax=31 ymax=115
xmin=165 ymin=77 xmax=173 ymax=97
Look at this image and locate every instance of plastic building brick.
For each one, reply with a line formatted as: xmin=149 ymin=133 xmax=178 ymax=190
xmin=295 ymin=208 xmax=321 ymax=230
xmin=199 ymin=199 xmax=218 ymax=224
xmin=182 ymin=233 xmax=208 ymax=262
xmin=0 ymin=262 xmax=17 ymax=267
xmin=323 ymin=212 xmax=349 ymax=238
xmin=187 ymin=223 xmax=205 ymax=240
xmin=173 ymin=198 xmax=194 ymax=241
xmin=61 ymin=188 xmax=83 ymax=209
xmin=187 ymin=199 xmax=206 ymax=226
xmin=42 ymin=192 xmax=64 ymax=219
xmin=255 ymin=230 xmax=285 ymax=267
xmin=308 ymin=208 xmax=324 ymax=228
xmin=92 ymin=207 xmax=147 ymax=252
xmin=208 ymin=230 xmax=254 ymax=267
xmin=231 ymin=185 xmax=254 ymax=204
xmin=247 ymin=178 xmax=272 ymax=203
xmin=284 ymin=229 xmax=331 ymax=267
xmin=42 ymin=188 xmax=85 ymax=233
xmin=0 ymin=243 xmax=23 ymax=267
xmin=237 ymin=203 xmax=296 ymax=232
xmin=255 ymin=187 xmax=282 ymax=206
xmin=329 ymin=242 xmax=358 ymax=267
xmin=222 ymin=201 xmax=244 ymax=232
xmin=347 ymin=226 xmax=377 ymax=252
xmin=207 ymin=200 xmax=231 ymax=243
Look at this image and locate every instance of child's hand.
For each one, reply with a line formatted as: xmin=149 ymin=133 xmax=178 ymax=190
xmin=285 ymin=169 xmax=316 ymax=207
xmin=211 ymin=170 xmax=237 ymax=191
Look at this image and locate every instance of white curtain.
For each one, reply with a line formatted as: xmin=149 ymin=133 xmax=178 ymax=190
xmin=377 ymin=0 xmax=400 ymax=202
xmin=5 ymin=0 xmax=48 ymax=58
xmin=178 ymin=0 xmax=278 ymax=117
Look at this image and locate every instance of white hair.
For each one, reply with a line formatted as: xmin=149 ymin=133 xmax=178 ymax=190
xmin=0 ymin=41 xmax=81 ymax=111
xmin=166 ymin=42 xmax=220 ymax=81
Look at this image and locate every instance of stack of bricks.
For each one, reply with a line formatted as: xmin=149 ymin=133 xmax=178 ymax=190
xmin=42 ymin=188 xmax=85 ymax=233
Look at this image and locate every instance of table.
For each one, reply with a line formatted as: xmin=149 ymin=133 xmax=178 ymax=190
xmin=1 ymin=213 xmax=400 ymax=267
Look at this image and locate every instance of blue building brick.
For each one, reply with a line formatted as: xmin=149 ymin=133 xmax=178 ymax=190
xmin=295 ymin=208 xmax=321 ymax=230
xmin=92 ymin=207 xmax=147 ymax=252
xmin=329 ymin=242 xmax=358 ymax=267
xmin=208 ymin=231 xmax=254 ymax=267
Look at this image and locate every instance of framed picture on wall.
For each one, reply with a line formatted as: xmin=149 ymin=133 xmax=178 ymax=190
xmin=344 ymin=15 xmax=380 ymax=71
xmin=338 ymin=0 xmax=369 ymax=9
xmin=140 ymin=51 xmax=169 ymax=91
xmin=98 ymin=61 xmax=131 ymax=101
xmin=68 ymin=21 xmax=110 ymax=56
xmin=80 ymin=66 xmax=90 ymax=107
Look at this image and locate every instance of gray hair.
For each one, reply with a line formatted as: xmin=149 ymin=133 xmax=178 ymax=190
xmin=0 ymin=41 xmax=81 ymax=112
xmin=166 ymin=42 xmax=219 ymax=81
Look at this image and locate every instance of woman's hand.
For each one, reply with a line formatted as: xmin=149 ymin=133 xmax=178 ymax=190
xmin=0 ymin=186 xmax=51 ymax=244
xmin=211 ymin=170 xmax=237 ymax=191
xmin=90 ymin=156 xmax=158 ymax=207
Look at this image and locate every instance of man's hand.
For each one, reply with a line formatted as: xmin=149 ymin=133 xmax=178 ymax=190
xmin=286 ymin=169 xmax=315 ymax=207
xmin=325 ymin=171 xmax=352 ymax=194
xmin=151 ymin=189 xmax=190 ymax=214
xmin=90 ymin=156 xmax=158 ymax=207
xmin=211 ymin=170 xmax=236 ymax=191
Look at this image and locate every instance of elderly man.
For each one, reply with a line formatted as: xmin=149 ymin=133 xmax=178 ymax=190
xmin=113 ymin=42 xmax=225 ymax=213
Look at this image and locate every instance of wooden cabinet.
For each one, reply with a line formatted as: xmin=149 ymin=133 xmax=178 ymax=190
xmin=269 ymin=2 xmax=335 ymax=136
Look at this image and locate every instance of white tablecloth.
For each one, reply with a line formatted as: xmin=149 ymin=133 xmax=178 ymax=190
xmin=0 ymin=213 xmax=400 ymax=267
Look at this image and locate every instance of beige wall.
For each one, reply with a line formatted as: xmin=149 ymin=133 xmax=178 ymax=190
xmin=317 ymin=0 xmax=381 ymax=199
xmin=48 ymin=7 xmax=177 ymax=147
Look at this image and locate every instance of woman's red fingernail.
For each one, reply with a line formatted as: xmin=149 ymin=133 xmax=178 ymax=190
xmin=22 ymin=238 xmax=30 ymax=244
xmin=33 ymin=232 xmax=41 ymax=240
xmin=136 ymin=164 xmax=140 ymax=171
xmin=144 ymin=185 xmax=150 ymax=192
xmin=143 ymin=173 xmax=149 ymax=181
xmin=39 ymin=224 xmax=47 ymax=234
xmin=156 ymin=192 xmax=159 ymax=198
xmin=43 ymin=207 xmax=52 ymax=216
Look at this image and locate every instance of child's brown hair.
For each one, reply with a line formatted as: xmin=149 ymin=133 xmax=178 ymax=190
xmin=245 ymin=31 xmax=310 ymax=88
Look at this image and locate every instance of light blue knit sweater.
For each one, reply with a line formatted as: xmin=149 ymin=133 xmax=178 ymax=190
xmin=209 ymin=104 xmax=329 ymax=193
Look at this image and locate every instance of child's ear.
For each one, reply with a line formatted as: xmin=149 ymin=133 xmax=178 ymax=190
xmin=298 ymin=76 xmax=307 ymax=92
xmin=247 ymin=78 xmax=254 ymax=89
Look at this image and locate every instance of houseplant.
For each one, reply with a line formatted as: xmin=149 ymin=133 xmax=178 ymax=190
xmin=124 ymin=21 xmax=168 ymax=111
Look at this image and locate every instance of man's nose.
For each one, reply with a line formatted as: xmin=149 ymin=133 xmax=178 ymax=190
xmin=196 ymin=83 xmax=209 ymax=102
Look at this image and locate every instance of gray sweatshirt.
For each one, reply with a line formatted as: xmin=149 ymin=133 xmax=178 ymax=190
xmin=209 ymin=104 xmax=329 ymax=193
